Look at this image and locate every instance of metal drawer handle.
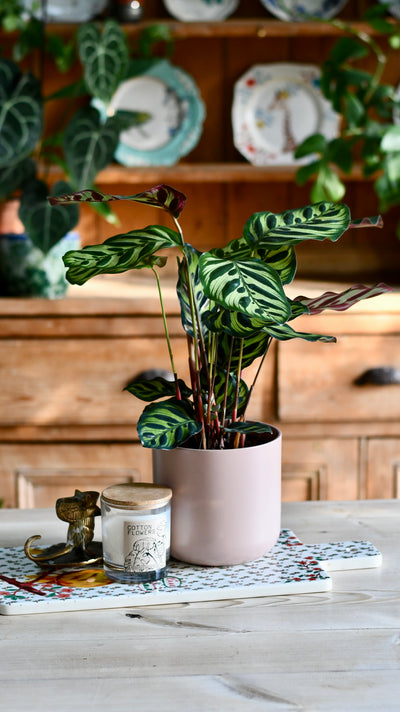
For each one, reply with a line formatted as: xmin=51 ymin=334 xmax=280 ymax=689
xmin=354 ymin=366 xmax=400 ymax=386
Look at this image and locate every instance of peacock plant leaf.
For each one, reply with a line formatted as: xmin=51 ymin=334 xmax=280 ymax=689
xmin=77 ymin=20 xmax=129 ymax=105
xmin=19 ymin=179 xmax=79 ymax=254
xmin=125 ymin=376 xmax=192 ymax=402
xmin=137 ymin=398 xmax=202 ymax=449
xmin=63 ymin=107 xmax=122 ymax=189
xmin=217 ymin=332 xmax=273 ymax=371
xmin=177 ymin=245 xmax=209 ymax=338
xmin=204 ymin=306 xmax=266 ymax=338
xmin=265 ymin=322 xmax=336 ymax=343
xmin=63 ymin=225 xmax=181 ymax=285
xmin=242 ymin=202 xmax=351 ymax=248
xmin=295 ymin=283 xmax=392 ymax=314
xmin=213 ymin=241 xmax=297 ymax=286
xmin=211 ymin=370 xmax=249 ymax=416
xmin=0 ymin=58 xmax=43 ymax=169
xmin=224 ymin=421 xmax=274 ymax=435
xmin=199 ymin=254 xmax=292 ymax=323
xmin=49 ymin=184 xmax=186 ymax=220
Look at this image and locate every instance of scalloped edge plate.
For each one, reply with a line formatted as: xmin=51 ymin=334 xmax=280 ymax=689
xmin=232 ymin=63 xmax=340 ymax=166
xmin=163 ymin=0 xmax=239 ymax=21
xmin=94 ymin=60 xmax=205 ymax=167
xmin=258 ymin=0 xmax=348 ymax=21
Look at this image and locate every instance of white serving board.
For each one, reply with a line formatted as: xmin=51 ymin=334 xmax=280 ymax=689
xmin=0 ymin=529 xmax=381 ymax=615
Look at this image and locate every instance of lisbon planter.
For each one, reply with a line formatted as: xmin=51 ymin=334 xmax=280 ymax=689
xmin=153 ymin=426 xmax=282 ymax=566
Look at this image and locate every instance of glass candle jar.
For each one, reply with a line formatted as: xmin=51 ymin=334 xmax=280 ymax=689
xmin=101 ymin=483 xmax=172 ymax=583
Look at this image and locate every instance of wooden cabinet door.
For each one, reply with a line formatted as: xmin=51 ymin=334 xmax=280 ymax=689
xmin=282 ymin=437 xmax=359 ymax=502
xmin=365 ymin=439 xmax=400 ymax=499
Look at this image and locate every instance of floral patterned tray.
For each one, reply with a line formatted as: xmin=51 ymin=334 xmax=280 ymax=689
xmin=0 ymin=530 xmax=381 ymax=615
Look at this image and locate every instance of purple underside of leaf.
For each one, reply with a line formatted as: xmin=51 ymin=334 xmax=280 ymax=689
xmin=48 ymin=184 xmax=186 ymax=218
xmin=295 ymin=283 xmax=392 ymax=315
xmin=349 ymin=216 xmax=383 ymax=229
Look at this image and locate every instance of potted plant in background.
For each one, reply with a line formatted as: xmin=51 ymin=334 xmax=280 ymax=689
xmin=50 ymin=183 xmax=391 ymax=565
xmin=0 ymin=19 xmax=149 ymax=297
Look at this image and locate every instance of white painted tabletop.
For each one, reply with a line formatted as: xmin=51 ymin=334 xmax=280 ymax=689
xmin=0 ymin=499 xmax=399 ymax=712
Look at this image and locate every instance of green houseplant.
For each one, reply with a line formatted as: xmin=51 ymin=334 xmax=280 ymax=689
xmin=0 ymin=19 xmax=148 ymax=296
xmin=50 ymin=184 xmax=390 ymax=565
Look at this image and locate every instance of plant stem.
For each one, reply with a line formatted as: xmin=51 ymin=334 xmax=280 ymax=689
xmin=152 ymin=266 xmax=180 ymax=399
xmin=232 ymin=339 xmax=244 ymax=449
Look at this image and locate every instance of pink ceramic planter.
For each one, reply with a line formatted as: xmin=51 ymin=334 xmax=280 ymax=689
xmin=153 ymin=426 xmax=282 ymax=566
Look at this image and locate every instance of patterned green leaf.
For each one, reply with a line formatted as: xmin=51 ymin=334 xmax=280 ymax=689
xmin=137 ymin=398 xmax=202 ymax=449
xmin=63 ymin=107 xmax=121 ymax=188
xmin=242 ymin=202 xmax=351 ymax=248
xmin=77 ymin=20 xmax=129 ymax=104
xmin=204 ymin=307 xmax=266 ymax=338
xmin=295 ymin=283 xmax=392 ymax=314
xmin=0 ymin=59 xmax=43 ymax=168
xmin=63 ymin=225 xmax=181 ymax=285
xmin=199 ymin=254 xmax=291 ymax=323
xmin=265 ymin=322 xmax=336 ymax=343
xmin=224 ymin=421 xmax=273 ymax=435
xmin=213 ymin=241 xmax=296 ymax=286
xmin=211 ymin=370 xmax=249 ymax=416
xmin=19 ymin=179 xmax=79 ymax=254
xmin=49 ymin=184 xmax=186 ymax=219
xmin=217 ymin=332 xmax=272 ymax=370
xmin=125 ymin=376 xmax=192 ymax=402
xmin=177 ymin=245 xmax=210 ymax=337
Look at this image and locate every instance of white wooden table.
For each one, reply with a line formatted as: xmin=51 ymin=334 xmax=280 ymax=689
xmin=0 ymin=499 xmax=399 ymax=711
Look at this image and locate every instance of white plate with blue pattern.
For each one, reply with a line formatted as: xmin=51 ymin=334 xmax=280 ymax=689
xmin=259 ymin=0 xmax=348 ymax=21
xmin=232 ymin=63 xmax=340 ymax=166
xmin=163 ymin=0 xmax=239 ymax=21
xmin=94 ymin=60 xmax=205 ymax=167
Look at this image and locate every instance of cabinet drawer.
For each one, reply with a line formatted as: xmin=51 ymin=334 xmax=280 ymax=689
xmin=0 ymin=338 xmax=189 ymax=426
xmin=278 ymin=335 xmax=400 ymax=422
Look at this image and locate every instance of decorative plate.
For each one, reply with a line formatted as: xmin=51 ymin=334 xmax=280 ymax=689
xmin=258 ymin=0 xmax=348 ymax=20
xmin=94 ymin=60 xmax=205 ymax=167
xmin=163 ymin=0 xmax=239 ymax=21
xmin=21 ymin=0 xmax=108 ymax=22
xmin=378 ymin=0 xmax=400 ymax=18
xmin=232 ymin=63 xmax=340 ymax=166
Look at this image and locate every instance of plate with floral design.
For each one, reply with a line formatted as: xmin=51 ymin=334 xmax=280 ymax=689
xmin=94 ymin=60 xmax=205 ymax=167
xmin=163 ymin=0 xmax=239 ymax=21
xmin=232 ymin=63 xmax=340 ymax=166
xmin=259 ymin=0 xmax=348 ymax=21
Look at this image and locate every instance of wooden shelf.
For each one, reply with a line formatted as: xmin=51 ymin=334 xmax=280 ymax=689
xmin=43 ymin=162 xmax=371 ymax=185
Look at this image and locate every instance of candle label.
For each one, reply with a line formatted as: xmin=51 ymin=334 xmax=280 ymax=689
xmin=123 ymin=514 xmax=167 ymax=573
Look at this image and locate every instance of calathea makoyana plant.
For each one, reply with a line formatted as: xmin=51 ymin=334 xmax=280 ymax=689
xmin=51 ymin=184 xmax=390 ymax=450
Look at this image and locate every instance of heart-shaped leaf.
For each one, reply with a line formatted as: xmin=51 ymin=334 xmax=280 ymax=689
xmin=19 ymin=179 xmax=79 ymax=253
xmin=0 ymin=58 xmax=43 ymax=169
xmin=0 ymin=157 xmax=36 ymax=200
xmin=77 ymin=20 xmax=129 ymax=104
xmin=63 ymin=107 xmax=121 ymax=188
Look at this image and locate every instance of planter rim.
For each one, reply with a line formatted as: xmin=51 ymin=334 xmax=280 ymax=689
xmin=154 ymin=424 xmax=281 ymax=454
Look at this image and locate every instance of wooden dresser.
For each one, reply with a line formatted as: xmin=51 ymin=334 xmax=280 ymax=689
xmin=0 ymin=279 xmax=399 ymax=507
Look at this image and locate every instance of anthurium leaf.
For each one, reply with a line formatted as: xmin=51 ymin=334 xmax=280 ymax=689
xmin=63 ymin=225 xmax=180 ymax=285
xmin=124 ymin=376 xmax=191 ymax=401
xmin=295 ymin=283 xmax=392 ymax=315
xmin=199 ymin=254 xmax=291 ymax=323
xmin=177 ymin=245 xmax=210 ymax=338
xmin=381 ymin=126 xmax=400 ymax=152
xmin=266 ymin=322 xmax=336 ymax=343
xmin=63 ymin=107 xmax=121 ymax=188
xmin=224 ymin=421 xmax=273 ymax=435
xmin=242 ymin=202 xmax=351 ymax=248
xmin=137 ymin=398 xmax=202 ymax=449
xmin=0 ymin=157 xmax=36 ymax=199
xmin=19 ymin=179 xmax=79 ymax=253
xmin=0 ymin=58 xmax=43 ymax=168
xmin=294 ymin=133 xmax=327 ymax=159
xmin=49 ymin=184 xmax=186 ymax=219
xmin=77 ymin=20 xmax=129 ymax=104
